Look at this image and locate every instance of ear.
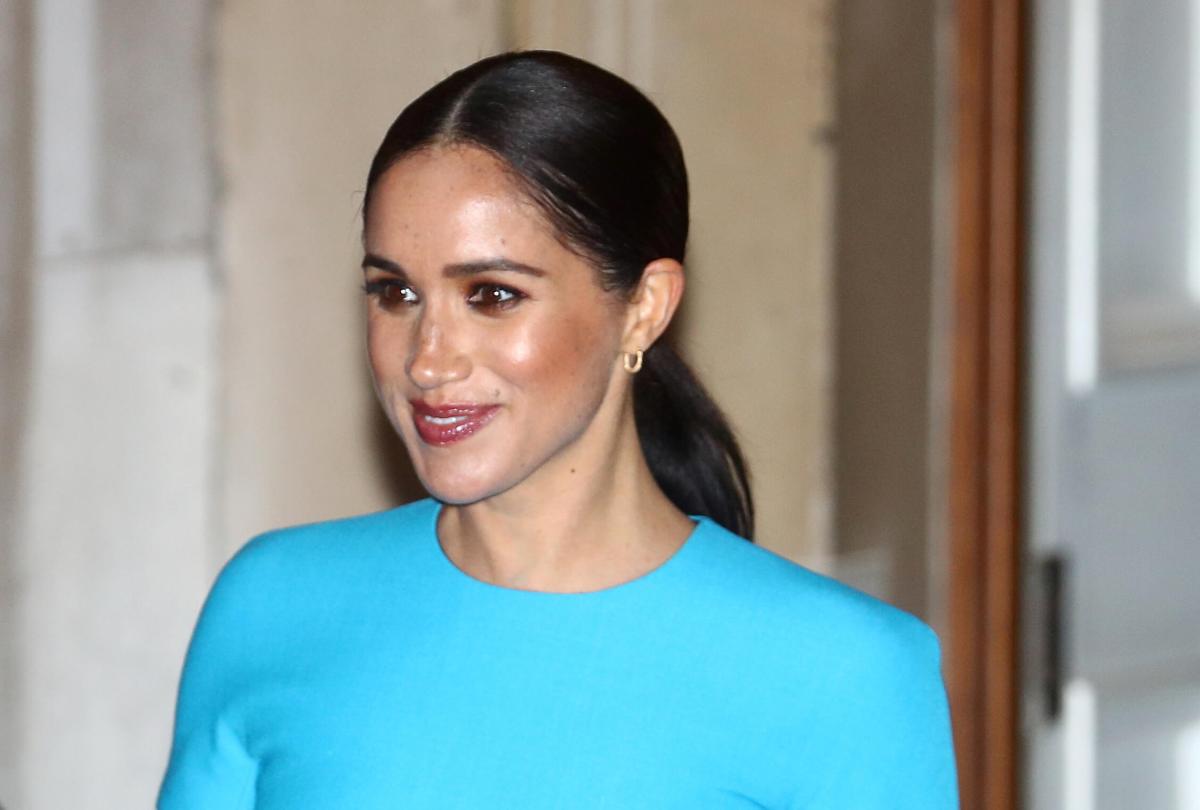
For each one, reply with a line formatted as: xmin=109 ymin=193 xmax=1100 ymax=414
xmin=622 ymin=258 xmax=685 ymax=353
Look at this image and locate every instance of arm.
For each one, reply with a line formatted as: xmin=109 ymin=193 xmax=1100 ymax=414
xmin=157 ymin=542 xmax=267 ymax=809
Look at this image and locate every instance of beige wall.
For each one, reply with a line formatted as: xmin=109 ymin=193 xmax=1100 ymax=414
xmin=652 ymin=0 xmax=834 ymax=565
xmin=833 ymin=0 xmax=947 ymax=621
xmin=217 ymin=1 xmax=506 ymax=551
xmin=11 ymin=0 xmax=216 ymax=805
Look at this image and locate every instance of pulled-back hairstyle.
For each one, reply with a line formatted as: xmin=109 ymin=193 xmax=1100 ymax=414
xmin=363 ymin=50 xmax=754 ymax=539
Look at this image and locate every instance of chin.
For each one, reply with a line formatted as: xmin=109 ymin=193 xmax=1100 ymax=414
xmin=411 ymin=459 xmax=513 ymax=506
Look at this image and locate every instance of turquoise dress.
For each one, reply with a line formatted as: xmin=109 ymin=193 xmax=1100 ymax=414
xmin=157 ymin=498 xmax=958 ymax=808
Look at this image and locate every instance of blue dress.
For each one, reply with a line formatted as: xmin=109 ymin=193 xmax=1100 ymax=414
xmin=158 ymin=498 xmax=958 ymax=808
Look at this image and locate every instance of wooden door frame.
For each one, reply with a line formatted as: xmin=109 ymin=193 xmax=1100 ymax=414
xmin=946 ymin=1 xmax=1026 ymax=808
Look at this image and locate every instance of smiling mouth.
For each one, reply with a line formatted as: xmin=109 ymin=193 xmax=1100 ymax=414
xmin=409 ymin=401 xmax=501 ymax=446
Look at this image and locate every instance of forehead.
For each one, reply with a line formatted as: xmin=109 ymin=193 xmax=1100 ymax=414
xmin=364 ymin=145 xmax=555 ymax=257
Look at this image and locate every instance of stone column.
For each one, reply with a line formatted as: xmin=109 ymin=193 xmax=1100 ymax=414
xmin=15 ymin=0 xmax=216 ymax=806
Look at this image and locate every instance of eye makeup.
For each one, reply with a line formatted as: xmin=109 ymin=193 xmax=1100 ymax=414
xmin=362 ymin=278 xmax=417 ymax=310
xmin=361 ymin=277 xmax=528 ymax=315
xmin=465 ymin=281 xmax=526 ymax=312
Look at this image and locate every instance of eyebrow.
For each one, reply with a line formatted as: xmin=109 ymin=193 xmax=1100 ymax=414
xmin=361 ymin=254 xmax=547 ymax=279
xmin=361 ymin=253 xmax=408 ymax=277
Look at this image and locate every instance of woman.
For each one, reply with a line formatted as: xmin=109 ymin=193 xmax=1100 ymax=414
xmin=158 ymin=50 xmax=958 ymax=808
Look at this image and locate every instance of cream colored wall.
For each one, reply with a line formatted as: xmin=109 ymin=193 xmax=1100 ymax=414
xmin=12 ymin=1 xmax=216 ymax=806
xmin=832 ymin=1 xmax=945 ymax=621
xmin=653 ymin=1 xmax=834 ymax=566
xmin=217 ymin=1 xmax=506 ymax=551
xmin=488 ymin=0 xmax=834 ymax=564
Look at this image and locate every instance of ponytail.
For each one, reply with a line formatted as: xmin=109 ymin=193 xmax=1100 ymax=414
xmin=634 ymin=343 xmax=754 ymax=539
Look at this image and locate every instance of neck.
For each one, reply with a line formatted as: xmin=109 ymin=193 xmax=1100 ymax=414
xmin=436 ymin=401 xmax=694 ymax=593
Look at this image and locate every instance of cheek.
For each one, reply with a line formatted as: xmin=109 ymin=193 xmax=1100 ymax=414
xmin=494 ymin=310 xmax=617 ymax=400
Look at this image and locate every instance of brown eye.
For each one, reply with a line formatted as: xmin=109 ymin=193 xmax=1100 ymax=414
xmin=466 ymin=283 xmax=524 ymax=310
xmin=363 ymin=280 xmax=417 ymax=310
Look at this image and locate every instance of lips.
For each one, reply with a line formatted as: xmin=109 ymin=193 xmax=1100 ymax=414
xmin=409 ymin=400 xmax=501 ymax=446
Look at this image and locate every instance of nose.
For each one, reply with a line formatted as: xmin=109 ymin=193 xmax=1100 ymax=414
xmin=405 ymin=310 xmax=471 ymax=391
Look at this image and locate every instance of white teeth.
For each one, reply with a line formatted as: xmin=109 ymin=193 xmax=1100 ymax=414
xmin=424 ymin=415 xmax=467 ymax=426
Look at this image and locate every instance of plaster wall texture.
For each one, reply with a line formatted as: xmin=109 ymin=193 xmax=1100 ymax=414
xmin=18 ymin=254 xmax=215 ymax=809
xmin=12 ymin=0 xmax=217 ymax=807
xmin=833 ymin=0 xmax=942 ymax=618
xmin=654 ymin=0 xmax=834 ymax=567
xmin=216 ymin=0 xmax=506 ymax=553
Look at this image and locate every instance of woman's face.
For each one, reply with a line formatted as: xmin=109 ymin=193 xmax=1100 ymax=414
xmin=362 ymin=145 xmax=632 ymax=504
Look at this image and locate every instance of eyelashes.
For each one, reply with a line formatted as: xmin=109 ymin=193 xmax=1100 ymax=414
xmin=362 ymin=279 xmax=417 ymax=309
xmin=466 ymin=284 xmax=525 ymax=309
xmin=362 ymin=278 xmax=527 ymax=313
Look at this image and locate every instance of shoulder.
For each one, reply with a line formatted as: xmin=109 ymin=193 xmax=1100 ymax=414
xmin=203 ymin=498 xmax=440 ymax=616
xmin=173 ymin=499 xmax=439 ymax=698
xmin=689 ymin=524 xmax=957 ymax=806
xmin=223 ymin=497 xmax=437 ymax=573
xmin=687 ymin=518 xmax=942 ymax=680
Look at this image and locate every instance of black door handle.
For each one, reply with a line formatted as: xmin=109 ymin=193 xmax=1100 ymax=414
xmin=1043 ymin=554 xmax=1067 ymax=721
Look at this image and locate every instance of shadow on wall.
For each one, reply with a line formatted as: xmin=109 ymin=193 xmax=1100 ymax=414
xmin=369 ymin=400 xmax=427 ymax=505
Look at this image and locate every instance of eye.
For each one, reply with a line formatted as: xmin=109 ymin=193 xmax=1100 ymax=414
xmin=362 ymin=279 xmax=418 ymax=311
xmin=466 ymin=283 xmax=525 ymax=311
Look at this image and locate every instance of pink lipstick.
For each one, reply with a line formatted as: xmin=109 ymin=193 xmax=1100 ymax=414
xmin=409 ymin=400 xmax=501 ymax=446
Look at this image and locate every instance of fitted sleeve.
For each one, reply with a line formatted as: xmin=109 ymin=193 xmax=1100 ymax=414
xmin=794 ymin=617 xmax=959 ymax=809
xmin=157 ymin=540 xmax=266 ymax=809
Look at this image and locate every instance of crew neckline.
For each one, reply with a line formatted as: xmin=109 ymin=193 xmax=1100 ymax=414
xmin=422 ymin=498 xmax=709 ymax=598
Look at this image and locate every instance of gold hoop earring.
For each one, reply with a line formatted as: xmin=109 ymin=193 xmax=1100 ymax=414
xmin=622 ymin=349 xmax=644 ymax=374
